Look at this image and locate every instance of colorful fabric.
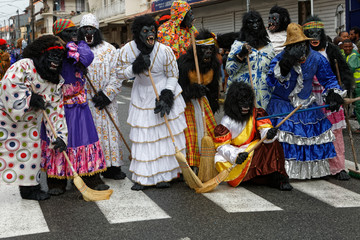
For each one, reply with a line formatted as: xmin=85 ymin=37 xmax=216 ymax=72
xmin=53 ymin=19 xmax=75 ymax=35
xmin=214 ymin=108 xmax=286 ymax=187
xmin=86 ymin=41 xmax=124 ymax=167
xmin=266 ymin=48 xmax=345 ymax=179
xmin=303 ymin=21 xmax=324 ymax=30
xmin=196 ymin=38 xmax=215 ymax=46
xmin=118 ymin=41 xmax=186 ymax=186
xmin=184 ymin=97 xmax=217 ymax=167
xmin=67 ymin=42 xmax=80 ymax=62
xmin=226 ymin=40 xmax=275 ymax=109
xmin=157 ymin=0 xmax=198 ymax=59
xmin=0 ymin=59 xmax=67 ymax=186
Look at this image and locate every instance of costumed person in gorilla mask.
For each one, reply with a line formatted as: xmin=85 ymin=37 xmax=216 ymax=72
xmin=266 ymin=23 xmax=346 ymax=179
xmin=78 ymin=14 xmax=126 ymax=180
xmin=214 ymin=82 xmax=292 ymax=190
xmin=267 ymin=5 xmax=291 ymax=55
xmin=118 ymin=15 xmax=187 ymax=190
xmin=226 ymin=10 xmax=275 ymax=110
xmin=177 ymin=29 xmax=219 ymax=172
xmin=303 ymin=16 xmax=354 ymax=180
xmin=0 ymin=35 xmax=68 ymax=200
xmin=157 ymin=0 xmax=198 ymax=59
xmin=41 ymin=19 xmax=108 ymax=195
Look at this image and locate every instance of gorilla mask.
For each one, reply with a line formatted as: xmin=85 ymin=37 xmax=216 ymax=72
xmin=181 ymin=9 xmax=194 ymax=29
xmin=78 ymin=26 xmax=103 ymax=47
xmin=303 ymin=17 xmax=327 ymax=51
xmin=58 ymin=26 xmax=78 ymax=43
xmin=139 ymin=25 xmax=156 ymax=49
xmin=224 ymin=82 xmax=255 ymax=123
xmin=38 ymin=47 xmax=64 ymax=84
xmin=239 ymin=11 xmax=269 ymax=49
xmin=268 ymin=12 xmax=280 ymax=32
xmin=268 ymin=5 xmax=291 ymax=33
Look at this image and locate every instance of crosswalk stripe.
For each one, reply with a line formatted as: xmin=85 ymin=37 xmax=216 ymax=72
xmin=0 ymin=185 xmax=49 ymax=239
xmin=202 ymin=183 xmax=283 ymax=212
xmin=292 ymin=180 xmax=360 ymax=208
xmin=96 ymin=178 xmax=171 ymax=224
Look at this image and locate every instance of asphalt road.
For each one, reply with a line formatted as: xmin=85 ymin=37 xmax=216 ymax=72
xmin=2 ymin=84 xmax=360 ymax=240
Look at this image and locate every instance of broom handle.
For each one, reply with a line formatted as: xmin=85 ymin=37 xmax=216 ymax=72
xmin=85 ymin=74 xmax=132 ymax=155
xmin=246 ymin=104 xmax=302 ymax=154
xmin=191 ymin=31 xmax=208 ymax=137
xmin=29 ymin=82 xmax=77 ymax=174
xmin=148 ymin=69 xmax=178 ymax=151
xmin=334 ymin=59 xmax=359 ymax=170
xmin=246 ymin=55 xmax=254 ymax=90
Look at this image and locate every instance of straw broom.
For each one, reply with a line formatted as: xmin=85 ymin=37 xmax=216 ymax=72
xmin=85 ymin=74 xmax=132 ymax=159
xmin=30 ymin=83 xmax=113 ymax=201
xmin=148 ymin=69 xmax=203 ymax=189
xmin=189 ymin=31 xmax=218 ymax=182
xmin=334 ymin=59 xmax=360 ymax=179
xmin=195 ymin=104 xmax=303 ymax=193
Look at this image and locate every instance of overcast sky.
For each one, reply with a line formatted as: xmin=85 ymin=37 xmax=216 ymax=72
xmin=0 ymin=0 xmax=30 ymax=26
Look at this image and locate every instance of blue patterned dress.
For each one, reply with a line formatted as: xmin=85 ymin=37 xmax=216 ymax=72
xmin=266 ymin=48 xmax=346 ymax=179
xmin=226 ymin=40 xmax=275 ymax=109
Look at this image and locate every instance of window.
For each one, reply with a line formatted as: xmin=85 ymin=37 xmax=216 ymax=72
xmin=298 ymin=0 xmax=311 ymax=25
xmin=54 ymin=0 xmax=65 ymax=11
xmin=335 ymin=4 xmax=345 ymax=35
xmin=76 ymin=0 xmax=85 ymax=12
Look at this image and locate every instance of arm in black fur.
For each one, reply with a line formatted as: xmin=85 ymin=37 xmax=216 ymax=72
xmin=154 ymin=89 xmax=174 ymax=117
xmin=327 ymin=43 xmax=354 ymax=92
xmin=30 ymin=92 xmax=46 ymax=111
xmin=92 ymin=90 xmax=111 ymax=110
xmin=205 ymin=58 xmax=220 ymax=113
xmin=177 ymin=54 xmax=194 ymax=102
xmin=325 ymin=89 xmax=344 ymax=112
xmin=132 ymin=54 xmax=150 ymax=74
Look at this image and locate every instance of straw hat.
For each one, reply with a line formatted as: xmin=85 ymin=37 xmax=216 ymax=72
xmin=283 ymin=23 xmax=314 ymax=46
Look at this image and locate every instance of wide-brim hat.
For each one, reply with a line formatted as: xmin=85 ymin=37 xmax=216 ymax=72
xmin=283 ymin=23 xmax=314 ymax=46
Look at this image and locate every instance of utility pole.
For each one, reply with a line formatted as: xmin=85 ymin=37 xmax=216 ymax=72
xmin=17 ymin=9 xmax=20 ymax=39
xmin=30 ymin=0 xmax=35 ymax=41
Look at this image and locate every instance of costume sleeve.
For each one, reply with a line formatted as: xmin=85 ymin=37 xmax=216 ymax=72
xmin=266 ymin=52 xmax=290 ymax=88
xmin=42 ymin=89 xmax=68 ymax=146
xmin=103 ymin=45 xmax=123 ymax=102
xmin=316 ymin=55 xmax=347 ymax=97
xmin=163 ymin=46 xmax=179 ymax=92
xmin=225 ymin=41 xmax=248 ymax=80
xmin=0 ymin=63 xmax=32 ymax=122
xmin=76 ymin=41 xmax=94 ymax=67
xmin=117 ymin=45 xmax=135 ymax=81
xmin=214 ymin=124 xmax=243 ymax=163
xmin=255 ymin=108 xmax=277 ymax=143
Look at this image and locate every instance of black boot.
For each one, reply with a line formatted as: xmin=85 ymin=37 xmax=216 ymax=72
xmin=270 ymin=172 xmax=293 ymax=191
xmin=82 ymin=173 xmax=110 ymax=190
xmin=190 ymin=166 xmax=199 ymax=175
xmin=334 ymin=170 xmax=351 ymax=180
xmin=19 ymin=185 xmax=51 ymax=200
xmin=102 ymin=166 xmax=126 ymax=180
xmin=47 ymin=178 xmax=67 ymax=196
xmin=156 ymin=182 xmax=171 ymax=188
xmin=131 ymin=183 xmax=147 ymax=191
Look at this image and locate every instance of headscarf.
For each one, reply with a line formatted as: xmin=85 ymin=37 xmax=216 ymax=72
xmin=157 ymin=0 xmax=198 ymax=59
xmin=53 ymin=19 xmax=76 ymax=35
xmin=80 ymin=13 xmax=99 ymax=29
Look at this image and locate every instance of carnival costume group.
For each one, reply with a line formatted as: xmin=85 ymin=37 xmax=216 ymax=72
xmin=0 ymin=0 xmax=356 ymax=201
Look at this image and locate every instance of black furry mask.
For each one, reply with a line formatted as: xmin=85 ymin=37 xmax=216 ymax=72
xmin=132 ymin=15 xmax=158 ymax=55
xmin=304 ymin=28 xmax=327 ymax=51
xmin=78 ymin=26 xmax=103 ymax=47
xmin=33 ymin=49 xmax=64 ymax=84
xmin=239 ymin=11 xmax=269 ymax=49
xmin=224 ymin=82 xmax=254 ymax=123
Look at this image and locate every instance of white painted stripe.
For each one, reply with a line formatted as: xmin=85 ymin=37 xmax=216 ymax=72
xmin=202 ymin=184 xmax=282 ymax=212
xmin=345 ymin=159 xmax=359 ymax=172
xmin=0 ymin=185 xmax=49 ymax=239
xmin=292 ymin=180 xmax=360 ymax=208
xmin=120 ymin=95 xmax=131 ymax=101
xmin=116 ymin=101 xmax=125 ymax=105
xmin=96 ymin=178 xmax=171 ymax=224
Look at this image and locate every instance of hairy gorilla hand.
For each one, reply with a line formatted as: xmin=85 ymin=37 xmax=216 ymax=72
xmin=132 ymin=54 xmax=150 ymax=74
xmin=188 ymin=83 xmax=209 ymax=99
xmin=325 ymin=89 xmax=344 ymax=112
xmin=154 ymin=89 xmax=174 ymax=117
xmin=92 ymin=90 xmax=111 ymax=110
xmin=30 ymin=92 xmax=46 ymax=111
xmin=279 ymin=42 xmax=307 ymax=77
xmin=53 ymin=137 xmax=67 ymax=152
xmin=266 ymin=127 xmax=278 ymax=139
xmin=236 ymin=43 xmax=252 ymax=62
xmin=236 ymin=152 xmax=249 ymax=164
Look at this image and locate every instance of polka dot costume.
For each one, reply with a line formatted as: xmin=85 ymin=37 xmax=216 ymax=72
xmin=0 ymin=59 xmax=67 ymax=186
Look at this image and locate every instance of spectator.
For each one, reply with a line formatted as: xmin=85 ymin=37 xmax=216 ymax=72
xmin=0 ymin=38 xmax=10 ymax=79
xmin=350 ymin=26 xmax=360 ymax=52
xmin=10 ymin=38 xmax=24 ymax=65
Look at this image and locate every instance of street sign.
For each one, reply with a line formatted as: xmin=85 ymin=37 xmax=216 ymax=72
xmin=151 ymin=0 xmax=204 ymax=12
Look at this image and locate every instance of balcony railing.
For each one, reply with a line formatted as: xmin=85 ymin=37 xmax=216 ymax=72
xmin=95 ymin=0 xmax=125 ymax=21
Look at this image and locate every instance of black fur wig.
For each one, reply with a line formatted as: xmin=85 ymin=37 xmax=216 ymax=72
xmin=304 ymin=16 xmax=354 ymax=92
xmin=217 ymin=32 xmax=240 ymax=50
xmin=131 ymin=15 xmax=158 ymax=55
xmin=177 ymin=29 xmax=220 ymax=113
xmin=78 ymin=27 xmax=104 ymax=48
xmin=224 ymin=82 xmax=254 ymax=123
xmin=269 ymin=5 xmax=291 ymax=32
xmin=238 ymin=11 xmax=269 ymax=49
xmin=22 ymin=35 xmax=64 ymax=84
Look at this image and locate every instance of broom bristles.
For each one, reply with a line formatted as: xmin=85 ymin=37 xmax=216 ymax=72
xmin=348 ymin=169 xmax=360 ymax=179
xmin=176 ymin=151 xmax=203 ymax=189
xmin=73 ymin=174 xmax=113 ymax=201
xmin=198 ymin=136 xmax=217 ymax=182
xmin=195 ymin=168 xmax=230 ymax=193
